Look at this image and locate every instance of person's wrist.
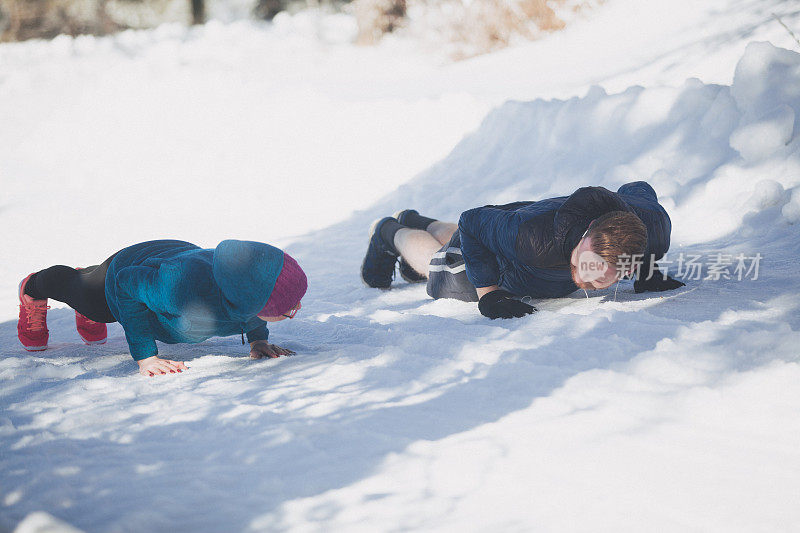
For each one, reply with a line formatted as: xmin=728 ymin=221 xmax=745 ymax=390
xmin=479 ymin=289 xmax=511 ymax=302
xmin=476 ymin=285 xmax=501 ymax=298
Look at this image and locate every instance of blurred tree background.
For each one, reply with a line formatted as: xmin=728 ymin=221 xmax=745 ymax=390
xmin=0 ymin=0 xmax=327 ymax=41
xmin=0 ymin=0 xmax=577 ymax=57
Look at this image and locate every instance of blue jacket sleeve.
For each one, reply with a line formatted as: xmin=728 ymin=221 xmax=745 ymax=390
xmin=113 ymin=266 xmax=160 ymax=361
xmin=617 ymin=181 xmax=672 ymax=262
xmin=458 ymin=206 xmax=518 ymax=289
xmin=245 ymin=319 xmax=269 ymax=343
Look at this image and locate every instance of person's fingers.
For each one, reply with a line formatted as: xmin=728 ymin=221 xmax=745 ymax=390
xmin=496 ymin=301 xmax=535 ymax=319
xmin=266 ymin=345 xmax=279 ymax=355
xmin=165 ymin=359 xmax=188 ymax=371
xmin=501 ymin=303 xmax=519 ymax=319
xmin=165 ymin=360 xmax=186 ymax=373
xmin=251 ymin=348 xmax=278 ymax=359
xmin=249 ymin=344 xmax=300 ymax=359
xmin=254 ymin=347 xmax=269 ymax=358
xmin=154 ymin=361 xmax=174 ymax=374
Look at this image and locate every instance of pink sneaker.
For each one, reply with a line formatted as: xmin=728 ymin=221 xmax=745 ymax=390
xmin=18 ymin=273 xmax=49 ymax=351
xmin=75 ymin=311 xmax=107 ymax=345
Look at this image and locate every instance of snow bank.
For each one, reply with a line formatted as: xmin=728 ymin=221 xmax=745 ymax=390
xmin=384 ymin=42 xmax=800 ymax=247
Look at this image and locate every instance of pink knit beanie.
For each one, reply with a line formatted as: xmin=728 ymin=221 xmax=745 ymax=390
xmin=258 ymin=253 xmax=307 ymax=317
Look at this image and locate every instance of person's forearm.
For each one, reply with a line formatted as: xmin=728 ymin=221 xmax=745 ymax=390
xmin=458 ymin=208 xmax=504 ymax=289
xmin=476 ymin=285 xmax=500 ymax=298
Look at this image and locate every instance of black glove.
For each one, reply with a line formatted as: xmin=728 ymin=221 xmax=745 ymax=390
xmin=478 ymin=290 xmax=537 ymax=319
xmin=634 ymin=263 xmax=685 ymax=293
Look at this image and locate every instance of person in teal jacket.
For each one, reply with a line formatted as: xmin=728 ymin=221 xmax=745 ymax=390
xmin=17 ymin=239 xmax=308 ymax=377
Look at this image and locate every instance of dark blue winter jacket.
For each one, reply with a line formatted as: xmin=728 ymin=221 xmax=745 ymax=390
xmin=104 ymin=240 xmax=285 ymax=360
xmin=458 ymin=181 xmax=672 ymax=298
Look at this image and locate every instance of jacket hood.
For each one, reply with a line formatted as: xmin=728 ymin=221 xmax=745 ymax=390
xmin=212 ymin=239 xmax=285 ymax=320
xmin=554 ymin=186 xmax=633 ymax=259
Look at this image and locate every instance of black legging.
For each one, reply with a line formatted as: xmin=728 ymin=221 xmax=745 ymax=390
xmin=24 ymin=253 xmax=119 ymax=323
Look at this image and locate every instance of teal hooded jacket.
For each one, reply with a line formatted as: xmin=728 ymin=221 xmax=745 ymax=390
xmin=104 ymin=239 xmax=285 ymax=360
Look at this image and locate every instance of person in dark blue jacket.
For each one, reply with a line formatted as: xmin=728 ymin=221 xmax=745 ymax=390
xmin=361 ymin=181 xmax=684 ymax=319
xmin=17 ymin=239 xmax=308 ymax=376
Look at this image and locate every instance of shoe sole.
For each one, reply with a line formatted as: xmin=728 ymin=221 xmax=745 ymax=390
xmin=399 ymin=266 xmax=426 ymax=284
xmin=22 ymin=345 xmax=47 ymax=351
xmin=80 ymin=337 xmax=107 ymax=345
xmin=360 ymin=218 xmax=393 ymax=289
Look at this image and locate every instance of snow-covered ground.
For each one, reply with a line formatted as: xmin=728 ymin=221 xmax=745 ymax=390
xmin=2 ymin=0 xmax=800 ymax=531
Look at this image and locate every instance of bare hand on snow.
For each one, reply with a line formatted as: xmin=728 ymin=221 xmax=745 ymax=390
xmin=249 ymin=341 xmax=296 ymax=359
xmin=136 ymin=356 xmax=188 ymax=377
